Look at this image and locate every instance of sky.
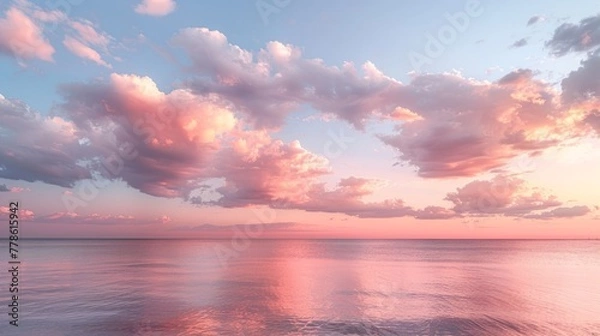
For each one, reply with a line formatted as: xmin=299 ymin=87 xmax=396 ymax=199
xmin=1 ymin=0 xmax=600 ymax=239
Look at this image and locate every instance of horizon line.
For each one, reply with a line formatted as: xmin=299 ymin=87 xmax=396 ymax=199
xmin=3 ymin=237 xmax=599 ymax=241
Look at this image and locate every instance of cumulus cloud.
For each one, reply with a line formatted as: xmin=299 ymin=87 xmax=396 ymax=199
xmin=546 ymin=14 xmax=600 ymax=56
xmin=0 ymin=94 xmax=92 ymax=187
xmin=58 ymin=73 xmax=237 ymax=198
xmin=172 ymin=28 xmax=407 ymax=129
xmin=1 ymin=24 xmax=598 ymax=221
xmin=294 ymin=177 xmax=415 ymax=218
xmin=561 ymin=50 xmax=600 ymax=104
xmin=560 ymin=50 xmax=600 ymax=136
xmin=380 ymin=70 xmax=568 ymax=178
xmin=135 ymin=0 xmax=176 ymax=16
xmin=582 ymin=109 xmax=600 ymax=132
xmin=0 ymin=80 xmax=589 ymax=220
xmin=171 ymin=28 xmax=581 ymax=178
xmin=445 ymin=175 xmax=563 ymax=216
xmin=413 ymin=206 xmax=457 ymax=220
xmin=211 ymin=130 xmax=331 ymax=207
xmin=0 ymin=7 xmax=54 ymax=61
xmin=269 ymin=177 xmax=456 ymax=219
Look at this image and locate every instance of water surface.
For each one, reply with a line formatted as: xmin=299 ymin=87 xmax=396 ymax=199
xmin=6 ymin=239 xmax=600 ymax=335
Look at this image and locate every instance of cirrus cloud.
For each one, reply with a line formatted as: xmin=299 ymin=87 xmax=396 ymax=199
xmin=63 ymin=35 xmax=111 ymax=67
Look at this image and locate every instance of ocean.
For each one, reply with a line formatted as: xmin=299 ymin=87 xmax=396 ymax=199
xmin=4 ymin=239 xmax=600 ymax=335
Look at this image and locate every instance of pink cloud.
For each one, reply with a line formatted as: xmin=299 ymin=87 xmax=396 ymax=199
xmin=172 ymin=28 xmax=586 ymax=179
xmin=211 ymin=130 xmax=331 ymax=207
xmin=380 ymin=70 xmax=570 ymax=178
xmin=524 ymin=205 xmax=591 ymax=220
xmin=1 ymin=19 xmax=598 ymax=223
xmin=445 ymin=175 xmax=564 ymax=216
xmin=69 ymin=20 xmax=110 ymax=48
xmin=583 ymin=109 xmax=600 ymax=133
xmin=135 ymin=0 xmax=176 ymax=16
xmin=58 ymin=73 xmax=237 ymax=198
xmin=45 ymin=212 xmax=79 ymax=220
xmin=0 ymin=94 xmax=93 ymax=187
xmin=172 ymin=29 xmax=405 ymax=129
xmin=6 ymin=186 xmax=28 ymax=193
xmin=38 ymin=212 xmax=138 ymax=224
xmin=0 ymin=86 xmax=589 ymax=220
xmin=413 ymin=206 xmax=457 ymax=220
xmin=296 ymin=177 xmax=416 ymax=218
xmin=2 ymin=64 xmax=591 ymax=221
xmin=63 ymin=36 xmax=110 ymax=67
xmin=0 ymin=3 xmax=113 ymax=66
xmin=158 ymin=215 xmax=172 ymax=224
xmin=0 ymin=7 xmax=54 ymax=61
xmin=0 ymin=206 xmax=34 ymax=220
xmin=254 ymin=177 xmax=452 ymax=219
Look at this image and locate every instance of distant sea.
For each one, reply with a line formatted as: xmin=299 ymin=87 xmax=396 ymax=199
xmin=3 ymin=239 xmax=600 ymax=335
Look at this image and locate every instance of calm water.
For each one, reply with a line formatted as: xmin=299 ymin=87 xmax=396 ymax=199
xmin=3 ymin=240 xmax=600 ymax=335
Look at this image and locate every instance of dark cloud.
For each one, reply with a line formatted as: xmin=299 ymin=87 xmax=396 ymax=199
xmin=510 ymin=38 xmax=528 ymax=48
xmin=583 ymin=109 xmax=600 ymax=133
xmin=561 ymin=50 xmax=600 ymax=103
xmin=527 ymin=15 xmax=544 ymax=26
xmin=546 ymin=14 xmax=600 ymax=56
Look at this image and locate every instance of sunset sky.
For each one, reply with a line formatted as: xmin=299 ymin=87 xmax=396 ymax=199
xmin=1 ymin=0 xmax=599 ymax=239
